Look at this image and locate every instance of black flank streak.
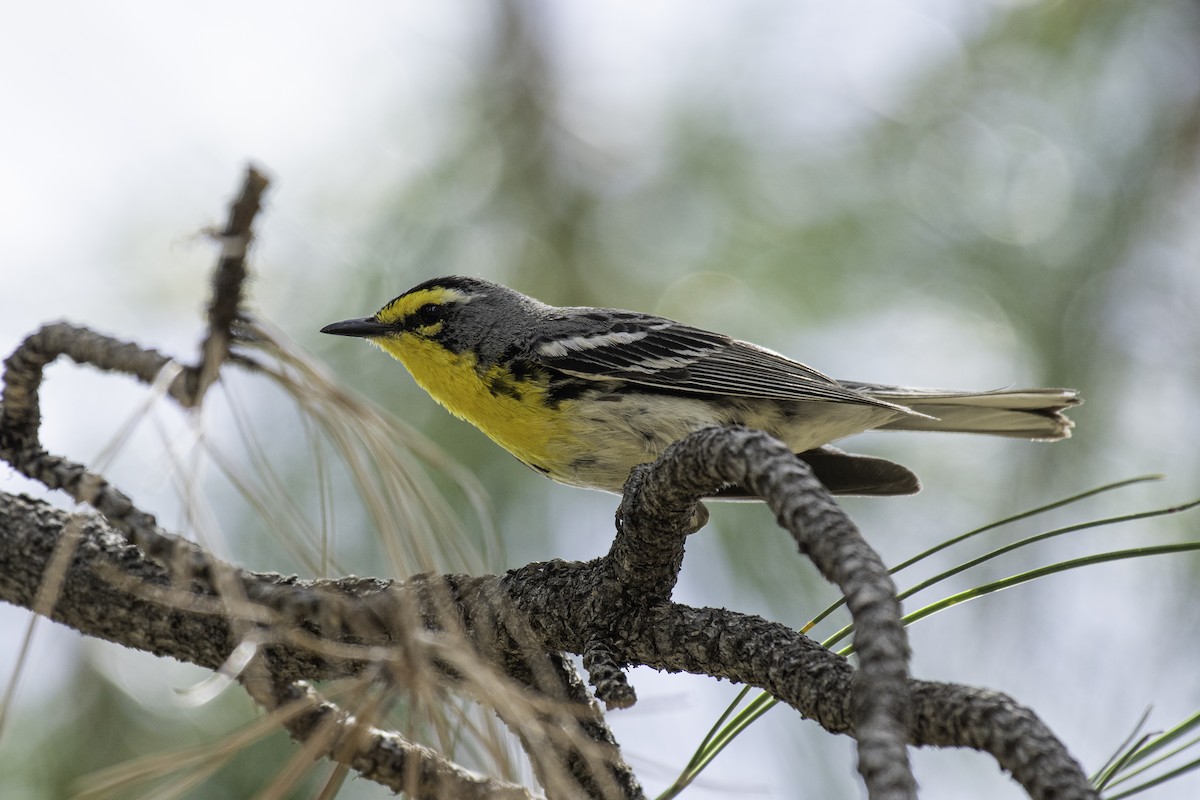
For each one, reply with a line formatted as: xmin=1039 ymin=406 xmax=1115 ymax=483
xmin=506 ymin=355 xmax=541 ymax=384
xmin=545 ymin=373 xmax=606 ymax=406
xmin=485 ymin=371 xmax=524 ymax=401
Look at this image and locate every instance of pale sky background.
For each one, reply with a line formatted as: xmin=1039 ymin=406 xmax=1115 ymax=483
xmin=2 ymin=2 xmax=1198 ymax=799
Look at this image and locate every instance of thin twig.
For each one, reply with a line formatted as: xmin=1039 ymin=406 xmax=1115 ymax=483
xmin=242 ymin=675 xmax=532 ymax=800
xmin=189 ymin=165 xmax=270 ymax=404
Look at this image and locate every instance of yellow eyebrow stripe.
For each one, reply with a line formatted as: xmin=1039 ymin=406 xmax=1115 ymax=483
xmin=375 ymin=287 xmax=471 ymax=325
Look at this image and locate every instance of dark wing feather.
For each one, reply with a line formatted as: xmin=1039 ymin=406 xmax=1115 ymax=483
xmin=533 ymin=312 xmax=899 ymax=408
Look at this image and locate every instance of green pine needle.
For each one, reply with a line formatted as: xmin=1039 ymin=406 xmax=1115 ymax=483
xmin=662 ymin=478 xmax=1197 ymax=799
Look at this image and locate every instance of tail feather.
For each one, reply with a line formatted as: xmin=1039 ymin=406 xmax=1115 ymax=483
xmin=713 ymin=445 xmax=921 ymax=498
xmin=840 ymin=383 xmax=1082 ymax=441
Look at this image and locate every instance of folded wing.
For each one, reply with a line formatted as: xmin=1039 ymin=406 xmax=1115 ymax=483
xmin=535 ymin=314 xmax=904 ymax=410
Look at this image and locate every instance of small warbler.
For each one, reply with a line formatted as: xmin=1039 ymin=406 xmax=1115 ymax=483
xmin=321 ymin=276 xmax=1080 ymax=496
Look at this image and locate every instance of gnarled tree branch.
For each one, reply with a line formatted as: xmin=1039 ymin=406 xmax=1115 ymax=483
xmin=0 ymin=488 xmax=1097 ymax=800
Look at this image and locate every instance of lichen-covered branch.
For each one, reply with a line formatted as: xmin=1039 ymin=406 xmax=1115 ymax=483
xmin=0 ymin=491 xmax=1097 ymax=799
xmin=0 ymin=494 xmax=640 ymax=799
xmin=610 ymin=427 xmax=914 ymax=799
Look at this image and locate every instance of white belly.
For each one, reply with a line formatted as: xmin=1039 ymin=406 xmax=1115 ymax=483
xmin=554 ymin=393 xmax=904 ymax=492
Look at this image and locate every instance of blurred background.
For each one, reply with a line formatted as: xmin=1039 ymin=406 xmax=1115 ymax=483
xmin=2 ymin=1 xmax=1198 ymax=798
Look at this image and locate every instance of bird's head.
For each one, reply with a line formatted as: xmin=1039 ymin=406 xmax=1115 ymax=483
xmin=321 ymin=276 xmax=539 ymax=367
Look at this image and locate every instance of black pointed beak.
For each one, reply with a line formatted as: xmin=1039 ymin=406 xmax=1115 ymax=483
xmin=320 ymin=316 xmax=392 ymax=338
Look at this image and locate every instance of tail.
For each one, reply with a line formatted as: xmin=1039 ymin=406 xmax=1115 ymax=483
xmin=840 ymin=383 xmax=1082 ymax=440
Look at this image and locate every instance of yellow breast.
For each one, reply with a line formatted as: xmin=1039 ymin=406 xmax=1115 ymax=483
xmin=377 ymin=334 xmax=560 ymax=469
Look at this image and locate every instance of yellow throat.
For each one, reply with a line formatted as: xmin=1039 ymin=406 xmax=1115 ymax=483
xmin=372 ymin=288 xmax=559 ymax=470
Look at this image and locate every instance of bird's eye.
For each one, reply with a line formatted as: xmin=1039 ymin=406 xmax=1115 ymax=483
xmin=413 ymin=303 xmax=444 ymax=327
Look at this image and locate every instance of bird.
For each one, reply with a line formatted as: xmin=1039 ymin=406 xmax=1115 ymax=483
xmin=321 ymin=276 xmax=1080 ymax=497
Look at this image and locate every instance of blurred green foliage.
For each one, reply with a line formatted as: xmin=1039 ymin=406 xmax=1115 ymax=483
xmin=4 ymin=1 xmax=1199 ymax=798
